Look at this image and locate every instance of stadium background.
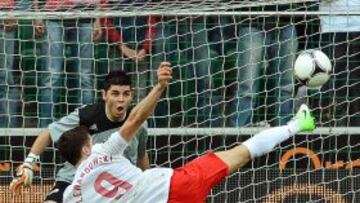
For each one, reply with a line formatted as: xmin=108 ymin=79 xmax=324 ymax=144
xmin=0 ymin=1 xmax=359 ymax=202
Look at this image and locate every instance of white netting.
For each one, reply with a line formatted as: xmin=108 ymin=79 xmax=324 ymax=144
xmin=1 ymin=0 xmax=360 ymax=202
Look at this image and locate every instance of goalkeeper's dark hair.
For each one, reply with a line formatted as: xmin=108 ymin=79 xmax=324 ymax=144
xmin=103 ymin=70 xmax=132 ymax=91
xmin=57 ymin=126 xmax=91 ymax=166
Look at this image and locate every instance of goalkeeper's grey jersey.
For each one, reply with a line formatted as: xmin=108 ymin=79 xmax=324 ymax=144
xmin=47 ymin=103 xmax=148 ymax=183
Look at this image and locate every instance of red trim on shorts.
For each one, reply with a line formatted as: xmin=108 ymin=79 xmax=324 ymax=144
xmin=168 ymin=152 xmax=229 ymax=203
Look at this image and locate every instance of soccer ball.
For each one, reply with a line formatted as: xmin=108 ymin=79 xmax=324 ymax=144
xmin=294 ymin=49 xmax=332 ymax=88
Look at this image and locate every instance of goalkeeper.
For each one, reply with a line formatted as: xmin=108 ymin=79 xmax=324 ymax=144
xmin=60 ymin=62 xmax=316 ymax=202
xmin=10 ymin=69 xmax=150 ymax=202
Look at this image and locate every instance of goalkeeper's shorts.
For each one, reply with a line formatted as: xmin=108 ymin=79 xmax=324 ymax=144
xmin=168 ymin=152 xmax=229 ymax=203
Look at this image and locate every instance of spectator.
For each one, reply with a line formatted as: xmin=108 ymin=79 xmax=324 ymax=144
xmin=33 ymin=0 xmax=103 ymax=127
xmin=17 ymin=0 xmax=31 ymax=10
xmin=208 ymin=16 xmax=237 ymax=57
xmin=229 ymin=4 xmax=298 ymax=127
xmin=207 ymin=15 xmax=238 ymax=126
xmin=151 ymin=14 xmax=223 ymax=127
xmin=319 ymin=0 xmax=360 ymax=126
xmin=0 ymin=0 xmax=20 ymax=127
xmin=101 ymin=4 xmax=157 ymax=101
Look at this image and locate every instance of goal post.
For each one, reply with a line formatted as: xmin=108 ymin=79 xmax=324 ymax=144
xmin=1 ymin=1 xmax=360 ymax=202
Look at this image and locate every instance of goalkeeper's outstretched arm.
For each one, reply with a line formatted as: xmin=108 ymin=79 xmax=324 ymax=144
xmin=9 ymin=129 xmax=52 ymax=193
xmin=30 ymin=130 xmax=52 ymax=155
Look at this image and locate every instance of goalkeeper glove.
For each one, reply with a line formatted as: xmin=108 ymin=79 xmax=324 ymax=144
xmin=9 ymin=153 xmax=39 ymax=193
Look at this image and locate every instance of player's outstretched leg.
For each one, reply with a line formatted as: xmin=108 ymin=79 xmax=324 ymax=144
xmin=167 ymin=104 xmax=315 ymax=203
xmin=215 ymin=104 xmax=315 ymax=174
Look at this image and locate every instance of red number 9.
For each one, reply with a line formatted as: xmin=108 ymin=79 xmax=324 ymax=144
xmin=94 ymin=172 xmax=132 ymax=200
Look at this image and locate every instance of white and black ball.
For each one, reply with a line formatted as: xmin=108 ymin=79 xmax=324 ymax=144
xmin=294 ymin=49 xmax=332 ymax=88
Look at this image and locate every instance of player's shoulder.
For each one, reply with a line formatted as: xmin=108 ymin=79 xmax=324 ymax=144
xmin=77 ymin=102 xmax=105 ymax=126
xmin=79 ymin=102 xmax=104 ymax=112
xmin=78 ymin=102 xmax=105 ymax=117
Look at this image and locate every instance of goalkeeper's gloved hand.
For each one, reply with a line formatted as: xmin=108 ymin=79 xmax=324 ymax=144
xmin=9 ymin=153 xmax=39 ymax=193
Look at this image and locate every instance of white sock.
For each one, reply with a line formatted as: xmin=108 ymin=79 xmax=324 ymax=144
xmin=242 ymin=121 xmax=300 ymax=159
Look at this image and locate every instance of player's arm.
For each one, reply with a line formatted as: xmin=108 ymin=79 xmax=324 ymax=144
xmin=30 ymin=130 xmax=52 ymax=155
xmin=137 ymin=152 xmax=150 ymax=170
xmin=10 ymin=109 xmax=81 ymax=193
xmin=136 ymin=124 xmax=150 ymax=170
xmin=120 ymin=62 xmax=172 ymax=142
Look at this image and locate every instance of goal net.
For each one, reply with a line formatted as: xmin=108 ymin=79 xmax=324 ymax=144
xmin=1 ymin=0 xmax=360 ymax=202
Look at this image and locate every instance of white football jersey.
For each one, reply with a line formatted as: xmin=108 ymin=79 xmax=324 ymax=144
xmin=63 ymin=132 xmax=173 ymax=203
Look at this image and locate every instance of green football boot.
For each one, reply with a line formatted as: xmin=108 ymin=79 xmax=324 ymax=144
xmin=293 ymin=104 xmax=316 ymax=132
